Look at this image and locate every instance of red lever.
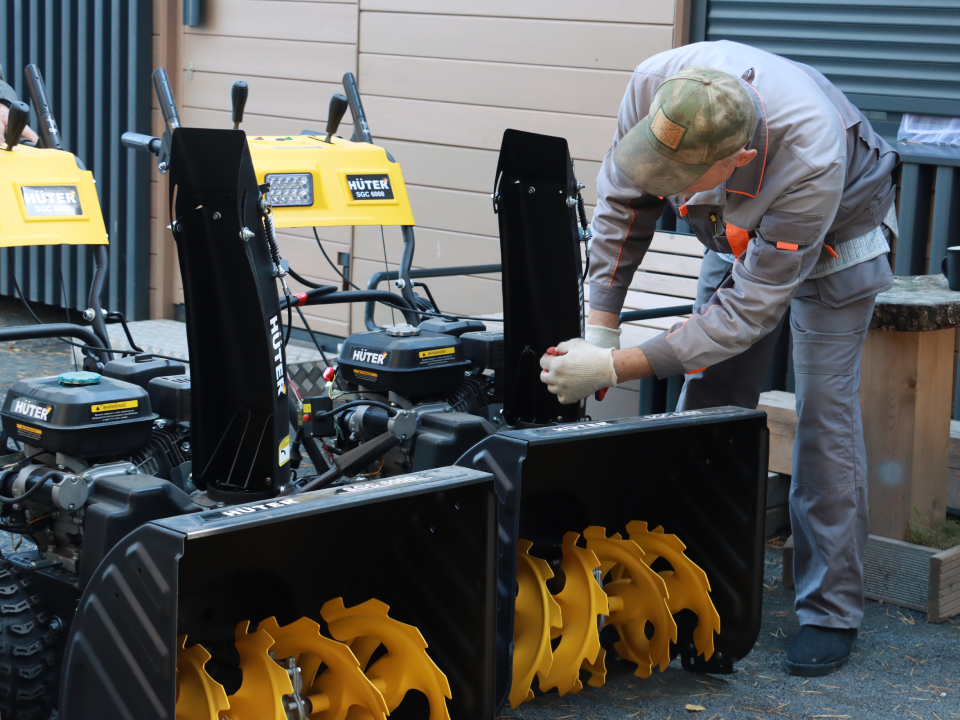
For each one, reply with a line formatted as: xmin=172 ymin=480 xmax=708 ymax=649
xmin=322 ymin=366 xmax=336 ymax=382
xmin=595 ymin=387 xmax=608 ymax=401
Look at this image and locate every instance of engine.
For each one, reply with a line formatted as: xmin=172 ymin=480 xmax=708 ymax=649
xmin=0 ymin=357 xmax=196 ymax=582
xmin=308 ymin=322 xmax=506 ymax=477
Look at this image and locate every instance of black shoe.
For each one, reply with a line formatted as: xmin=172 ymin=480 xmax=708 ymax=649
xmin=786 ymin=625 xmax=857 ymax=677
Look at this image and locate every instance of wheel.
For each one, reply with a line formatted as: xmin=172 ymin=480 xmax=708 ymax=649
xmin=0 ymin=557 xmax=63 ymax=720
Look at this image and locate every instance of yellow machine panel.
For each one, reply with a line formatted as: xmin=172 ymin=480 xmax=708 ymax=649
xmin=247 ymin=135 xmax=416 ymax=229
xmin=0 ymin=143 xmax=108 ymax=247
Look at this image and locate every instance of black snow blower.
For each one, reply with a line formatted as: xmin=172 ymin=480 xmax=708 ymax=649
xmin=0 ymin=66 xmax=769 ymax=720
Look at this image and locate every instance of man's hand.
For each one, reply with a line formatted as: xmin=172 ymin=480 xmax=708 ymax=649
xmin=0 ymin=103 xmax=39 ymax=144
xmin=540 ymin=339 xmax=618 ymax=404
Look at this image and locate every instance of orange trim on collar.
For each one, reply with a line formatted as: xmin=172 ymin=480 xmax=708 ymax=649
xmin=727 ymin=79 xmax=768 ymax=199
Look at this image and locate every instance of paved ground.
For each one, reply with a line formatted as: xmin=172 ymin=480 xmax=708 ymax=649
xmin=502 ymin=537 xmax=960 ymax=720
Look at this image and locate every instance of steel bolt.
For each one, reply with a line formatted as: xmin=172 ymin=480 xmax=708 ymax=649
xmin=212 ymin=211 xmax=222 ymax=220
xmin=82 ymin=308 xmax=95 ymax=321
xmin=240 ymin=227 xmax=255 ymax=242
xmin=576 ymin=182 xmax=585 ymax=190
xmin=181 ymin=441 xmax=191 ymax=452
xmin=394 ymin=279 xmax=405 ymax=289
xmin=528 ymin=186 xmax=536 ymax=194
xmin=566 ymin=196 xmax=577 ymax=207
xmin=158 ymin=161 xmax=168 ymax=173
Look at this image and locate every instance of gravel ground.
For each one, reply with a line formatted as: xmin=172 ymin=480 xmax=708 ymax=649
xmin=0 ymin=298 xmax=957 ymax=718
xmin=502 ymin=537 xmax=960 ymax=720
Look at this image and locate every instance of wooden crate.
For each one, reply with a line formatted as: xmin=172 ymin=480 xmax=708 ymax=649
xmin=783 ymin=535 xmax=960 ymax=622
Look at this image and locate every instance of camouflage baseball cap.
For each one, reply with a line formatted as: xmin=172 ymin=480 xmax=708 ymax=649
xmin=613 ymin=66 xmax=756 ymax=197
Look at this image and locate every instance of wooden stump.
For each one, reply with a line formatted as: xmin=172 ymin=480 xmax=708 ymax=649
xmin=860 ymin=328 xmax=955 ymax=539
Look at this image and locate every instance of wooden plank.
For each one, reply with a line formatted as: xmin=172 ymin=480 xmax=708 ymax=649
xmin=359 ymin=0 xmax=676 ymax=25
xmin=359 ymin=12 xmax=673 ymax=71
xmin=626 ymin=271 xmax=699 ymax=300
xmin=186 ymin=0 xmax=358 ymax=43
xmin=404 ymin=185 xmax=499 ymax=238
xmin=949 ymin=420 xmax=960 ymax=509
xmin=181 ymin=34 xmax=356 ymax=82
xmin=912 ymin=328 xmax=955 ymax=527
xmin=375 ymin=140 xmax=602 ymax=204
xmin=863 ymin=534 xmax=937 ymax=613
xmin=759 ymin=390 xmax=797 ymax=476
xmin=930 ymin=543 xmax=960 ymax=623
xmin=354 ymin=225 xmax=501 ymax=271
xmin=637 ymin=251 xmax=702 ymax=278
xmin=182 ymin=71 xmax=343 ymax=124
xmin=861 ymin=329 xmax=953 ymax=539
xmin=362 ymin=95 xmax=617 ymax=162
xmin=649 ymin=232 xmax=705 ymax=258
xmin=360 ymin=54 xmax=630 ymax=116
xmin=179 ymin=106 xmax=349 ymax=138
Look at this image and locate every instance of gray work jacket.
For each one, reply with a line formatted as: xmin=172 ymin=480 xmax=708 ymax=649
xmin=589 ymin=41 xmax=898 ymax=378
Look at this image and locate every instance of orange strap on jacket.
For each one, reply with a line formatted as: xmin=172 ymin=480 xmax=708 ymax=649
xmin=726 ymin=224 xmax=751 ymax=258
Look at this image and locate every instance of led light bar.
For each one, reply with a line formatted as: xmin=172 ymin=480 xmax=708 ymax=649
xmin=265 ymin=173 xmax=313 ymax=207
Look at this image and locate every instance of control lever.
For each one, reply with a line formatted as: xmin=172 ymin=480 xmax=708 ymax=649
xmin=23 ymin=64 xmax=63 ymax=150
xmin=153 ymin=68 xmax=180 ymax=134
xmin=3 ymin=101 xmax=30 ymax=151
xmin=231 ymin=80 xmax=248 ymax=129
xmin=152 ymin=68 xmax=180 ymax=174
xmin=121 ymin=132 xmax=162 ymax=156
xmin=325 ymin=93 xmax=349 ymax=143
xmin=341 ymin=72 xmax=372 ymax=143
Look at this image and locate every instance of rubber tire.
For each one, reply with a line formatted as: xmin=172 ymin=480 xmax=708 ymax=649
xmin=0 ymin=557 xmax=62 ymax=720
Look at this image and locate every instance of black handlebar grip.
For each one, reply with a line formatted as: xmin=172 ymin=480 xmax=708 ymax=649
xmin=325 ymin=94 xmax=349 ymax=143
xmin=152 ymin=68 xmax=180 ymax=134
xmin=121 ymin=132 xmax=163 ymax=156
xmin=341 ymin=72 xmax=372 ymax=143
xmin=231 ymin=80 xmax=248 ymax=129
xmin=24 ymin=64 xmax=63 ymax=150
xmin=4 ymin=101 xmax=30 ymax=151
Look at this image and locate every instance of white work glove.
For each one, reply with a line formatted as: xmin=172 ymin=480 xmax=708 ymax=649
xmin=539 ymin=339 xmax=618 ymax=404
xmin=584 ymin=323 xmax=622 ymax=350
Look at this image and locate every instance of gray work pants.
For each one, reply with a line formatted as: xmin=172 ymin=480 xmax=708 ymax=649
xmin=678 ymin=250 xmax=879 ymax=629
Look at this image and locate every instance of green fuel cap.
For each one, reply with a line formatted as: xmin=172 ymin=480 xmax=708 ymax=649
xmin=58 ymin=371 xmax=102 ymax=386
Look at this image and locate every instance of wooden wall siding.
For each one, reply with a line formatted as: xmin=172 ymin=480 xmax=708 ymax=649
xmin=354 ymin=1 xmax=677 ymax=334
xmin=152 ymin=0 xmax=682 ymax=338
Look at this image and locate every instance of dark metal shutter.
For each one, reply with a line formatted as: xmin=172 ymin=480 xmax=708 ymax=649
xmin=690 ymin=0 xmax=960 ymax=117
xmin=0 ymin=0 xmax=153 ymax=319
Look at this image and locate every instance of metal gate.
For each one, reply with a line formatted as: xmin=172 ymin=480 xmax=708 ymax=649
xmin=0 ymin=0 xmax=153 ymax=319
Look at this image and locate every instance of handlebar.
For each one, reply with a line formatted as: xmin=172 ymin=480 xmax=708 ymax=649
xmin=3 ymin=101 xmax=30 ymax=151
xmin=153 ymin=68 xmax=180 ymax=136
xmin=24 ymin=64 xmax=63 ymax=151
xmin=342 ymin=72 xmax=372 ymax=144
xmin=121 ymin=132 xmax=162 ymax=156
xmin=231 ymin=80 xmax=248 ymax=129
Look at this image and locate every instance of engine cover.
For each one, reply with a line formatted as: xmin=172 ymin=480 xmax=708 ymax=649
xmin=338 ymin=329 xmax=471 ymax=396
xmin=1 ymin=375 xmax=157 ymax=457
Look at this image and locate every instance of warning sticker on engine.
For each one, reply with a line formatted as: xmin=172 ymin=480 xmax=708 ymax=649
xmin=345 ymin=175 xmax=394 ymax=201
xmin=353 ymin=369 xmax=378 ymax=382
xmin=90 ymin=399 xmax=139 ymax=423
xmin=16 ymin=423 xmax=41 ymax=441
xmin=419 ymin=347 xmax=456 ymax=366
xmin=21 ymin=185 xmax=83 ymax=217
xmin=279 ymin=435 xmax=291 ymax=466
